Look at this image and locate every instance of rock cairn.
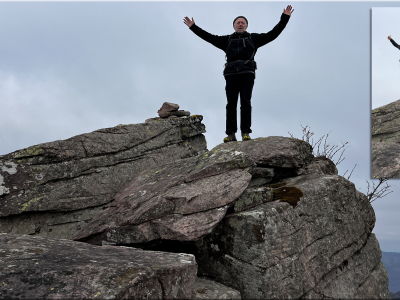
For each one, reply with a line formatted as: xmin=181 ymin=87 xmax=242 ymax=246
xmin=146 ymin=102 xmax=191 ymax=123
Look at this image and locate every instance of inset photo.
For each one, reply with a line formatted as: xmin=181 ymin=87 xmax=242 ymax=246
xmin=372 ymin=7 xmax=400 ymax=178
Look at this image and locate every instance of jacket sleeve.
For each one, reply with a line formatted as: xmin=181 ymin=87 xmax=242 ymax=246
xmin=251 ymin=13 xmax=290 ymax=49
xmin=390 ymin=38 xmax=400 ymax=50
xmin=189 ymin=24 xmax=229 ymax=51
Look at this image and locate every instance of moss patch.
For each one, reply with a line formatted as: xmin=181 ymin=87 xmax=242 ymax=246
xmin=273 ymin=186 xmax=303 ymax=207
xmin=14 ymin=146 xmax=43 ymax=159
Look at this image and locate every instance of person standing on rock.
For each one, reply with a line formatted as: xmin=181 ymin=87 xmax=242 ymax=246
xmin=183 ymin=5 xmax=294 ymax=143
xmin=388 ymin=35 xmax=400 ymax=50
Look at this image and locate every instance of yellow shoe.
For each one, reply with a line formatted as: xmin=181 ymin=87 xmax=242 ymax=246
xmin=242 ymin=133 xmax=251 ymax=141
xmin=223 ymin=134 xmax=237 ymax=143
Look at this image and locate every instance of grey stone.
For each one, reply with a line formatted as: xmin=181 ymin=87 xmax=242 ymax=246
xmin=210 ymin=136 xmax=313 ymax=168
xmin=233 ymin=187 xmax=273 ymax=213
xmin=0 ymin=116 xmax=206 ymax=239
xmin=194 ymin=174 xmax=381 ymax=299
xmin=302 ymin=234 xmax=391 ymax=299
xmin=371 ymin=99 xmax=400 ymax=178
xmin=0 ymin=233 xmax=197 ymax=299
xmin=297 ymin=156 xmax=338 ymax=176
xmin=372 ymin=99 xmax=400 ymax=143
xmin=371 ymin=142 xmax=400 ymax=178
xmin=170 ymin=110 xmax=191 ymax=117
xmin=194 ymin=277 xmax=241 ymax=299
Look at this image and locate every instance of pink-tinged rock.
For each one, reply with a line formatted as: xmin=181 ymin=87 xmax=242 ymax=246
xmin=167 ymin=169 xmax=251 ymax=214
xmin=152 ymin=205 xmax=230 ymax=241
xmin=158 ymin=102 xmax=180 ymax=118
xmin=73 ymin=150 xmax=253 ymax=245
xmin=0 ymin=233 xmax=197 ymax=299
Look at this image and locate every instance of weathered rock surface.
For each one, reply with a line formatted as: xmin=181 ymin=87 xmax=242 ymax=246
xmin=0 ymin=115 xmax=390 ymax=299
xmin=0 ymin=233 xmax=197 ymax=299
xmin=73 ymin=137 xmax=313 ymax=246
xmin=0 ymin=116 xmax=206 ymax=239
xmin=372 ymin=99 xmax=400 ymax=143
xmin=372 ymin=99 xmax=400 ymax=178
xmin=193 ymin=174 xmax=386 ymax=299
xmin=371 ymin=142 xmax=400 ymax=178
xmin=194 ymin=277 xmax=241 ymax=299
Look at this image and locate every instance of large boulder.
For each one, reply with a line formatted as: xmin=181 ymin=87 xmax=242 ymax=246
xmin=371 ymin=99 xmax=400 ymax=178
xmin=0 ymin=233 xmax=197 ymax=299
xmin=193 ymin=174 xmax=386 ymax=299
xmin=0 ymin=116 xmax=206 ymax=239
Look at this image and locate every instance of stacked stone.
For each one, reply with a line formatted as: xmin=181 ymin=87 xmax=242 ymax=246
xmin=145 ymin=102 xmax=191 ymax=123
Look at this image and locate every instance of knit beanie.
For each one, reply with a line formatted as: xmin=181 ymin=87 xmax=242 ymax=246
xmin=233 ymin=16 xmax=248 ymax=26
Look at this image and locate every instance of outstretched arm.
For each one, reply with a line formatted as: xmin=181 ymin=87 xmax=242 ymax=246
xmin=184 ymin=16 xmax=228 ymax=51
xmin=388 ymin=35 xmax=400 ymax=50
xmin=252 ymin=5 xmax=293 ymax=49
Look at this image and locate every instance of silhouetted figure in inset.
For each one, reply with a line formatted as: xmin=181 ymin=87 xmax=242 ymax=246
xmin=388 ymin=35 xmax=400 ymax=50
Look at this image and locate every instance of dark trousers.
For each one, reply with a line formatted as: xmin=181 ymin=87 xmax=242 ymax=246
xmin=225 ymin=73 xmax=255 ymax=135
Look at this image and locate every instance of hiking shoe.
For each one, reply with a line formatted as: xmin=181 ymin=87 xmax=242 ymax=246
xmin=223 ymin=134 xmax=237 ymax=143
xmin=242 ymin=133 xmax=251 ymax=141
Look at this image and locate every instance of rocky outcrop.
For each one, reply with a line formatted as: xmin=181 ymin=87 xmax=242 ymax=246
xmin=0 ymin=233 xmax=197 ymax=299
xmin=372 ymin=99 xmax=400 ymax=178
xmin=192 ymin=175 xmax=387 ymax=299
xmin=0 ymin=114 xmax=391 ymax=299
xmin=0 ymin=116 xmax=206 ymax=239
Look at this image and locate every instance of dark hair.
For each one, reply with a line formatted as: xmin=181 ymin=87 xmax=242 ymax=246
xmin=233 ymin=16 xmax=248 ymax=26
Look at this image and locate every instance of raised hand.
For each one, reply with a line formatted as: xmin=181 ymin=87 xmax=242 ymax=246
xmin=183 ymin=16 xmax=195 ymax=28
xmin=283 ymin=5 xmax=294 ymax=16
xmin=388 ymin=35 xmax=392 ymax=40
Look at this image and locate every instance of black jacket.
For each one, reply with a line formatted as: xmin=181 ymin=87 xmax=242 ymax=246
xmin=189 ymin=13 xmax=290 ymax=76
xmin=390 ymin=38 xmax=400 ymax=50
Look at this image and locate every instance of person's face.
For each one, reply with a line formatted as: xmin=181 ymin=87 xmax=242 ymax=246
xmin=233 ymin=18 xmax=248 ymax=33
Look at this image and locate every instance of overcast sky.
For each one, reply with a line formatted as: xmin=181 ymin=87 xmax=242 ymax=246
xmin=0 ymin=1 xmax=399 ymax=252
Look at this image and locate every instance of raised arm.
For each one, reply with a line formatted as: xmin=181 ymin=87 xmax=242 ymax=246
xmin=251 ymin=5 xmax=293 ymax=49
xmin=183 ymin=16 xmax=228 ymax=51
xmin=183 ymin=16 xmax=195 ymax=28
xmin=388 ymin=35 xmax=400 ymax=50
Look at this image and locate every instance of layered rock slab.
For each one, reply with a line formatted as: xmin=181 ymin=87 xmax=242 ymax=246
xmin=73 ymin=137 xmax=314 ymax=246
xmin=0 ymin=233 xmax=197 ymax=299
xmin=0 ymin=116 xmax=206 ymax=239
xmin=73 ymin=148 xmax=255 ymax=245
xmin=302 ymin=233 xmax=391 ymax=299
xmin=194 ymin=174 xmax=382 ymax=299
